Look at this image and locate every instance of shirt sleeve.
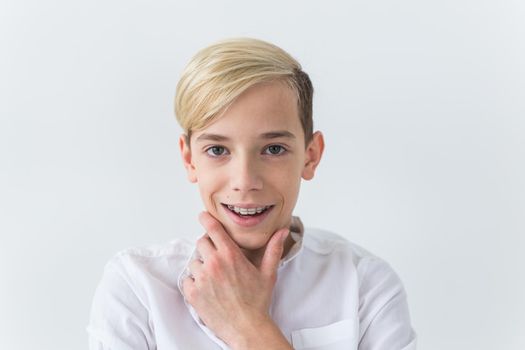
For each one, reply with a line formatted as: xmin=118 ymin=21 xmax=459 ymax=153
xmin=87 ymin=257 xmax=156 ymax=350
xmin=357 ymin=257 xmax=417 ymax=350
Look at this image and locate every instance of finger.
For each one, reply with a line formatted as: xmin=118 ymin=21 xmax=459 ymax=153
xmin=188 ymin=258 xmax=204 ymax=277
xmin=198 ymin=211 xmax=237 ymax=252
xmin=181 ymin=276 xmax=197 ymax=303
xmin=260 ymin=228 xmax=289 ymax=277
xmin=196 ymin=234 xmax=216 ymax=260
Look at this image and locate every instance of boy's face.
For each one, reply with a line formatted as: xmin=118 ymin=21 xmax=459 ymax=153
xmin=180 ymin=81 xmax=323 ymax=253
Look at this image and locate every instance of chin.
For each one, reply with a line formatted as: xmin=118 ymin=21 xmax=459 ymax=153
xmin=228 ymin=231 xmax=270 ymax=250
xmin=237 ymin=241 xmax=267 ymax=252
xmin=210 ymin=208 xmax=286 ymax=249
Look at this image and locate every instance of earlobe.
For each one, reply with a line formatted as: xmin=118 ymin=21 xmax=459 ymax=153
xmin=179 ymin=134 xmax=198 ymax=183
xmin=302 ymin=131 xmax=325 ymax=181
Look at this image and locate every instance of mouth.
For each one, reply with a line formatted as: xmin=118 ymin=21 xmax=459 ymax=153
xmin=223 ymin=203 xmax=273 ymax=216
xmin=220 ymin=203 xmax=275 ymax=227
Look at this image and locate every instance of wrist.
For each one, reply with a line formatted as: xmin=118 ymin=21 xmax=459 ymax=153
xmin=229 ymin=315 xmax=292 ymax=350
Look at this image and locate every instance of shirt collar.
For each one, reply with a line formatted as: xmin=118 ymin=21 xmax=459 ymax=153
xmin=279 ymin=215 xmax=304 ymax=268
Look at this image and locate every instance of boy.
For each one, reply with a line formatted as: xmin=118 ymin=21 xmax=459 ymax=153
xmin=88 ymin=38 xmax=417 ymax=349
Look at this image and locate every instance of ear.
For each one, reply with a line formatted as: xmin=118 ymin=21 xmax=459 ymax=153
xmin=301 ymin=131 xmax=325 ymax=181
xmin=179 ymin=134 xmax=198 ymax=183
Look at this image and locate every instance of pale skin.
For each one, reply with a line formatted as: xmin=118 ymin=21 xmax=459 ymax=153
xmin=179 ymin=80 xmax=324 ymax=349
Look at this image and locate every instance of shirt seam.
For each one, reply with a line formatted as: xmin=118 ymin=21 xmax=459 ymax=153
xmin=358 ymin=286 xmax=407 ymax=348
xmin=357 ymin=257 xmax=405 ymax=347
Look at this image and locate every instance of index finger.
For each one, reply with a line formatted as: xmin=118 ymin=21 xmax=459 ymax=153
xmin=198 ymin=211 xmax=237 ymax=251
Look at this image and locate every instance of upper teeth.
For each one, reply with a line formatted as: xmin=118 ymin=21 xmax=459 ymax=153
xmin=227 ymin=205 xmax=271 ymax=215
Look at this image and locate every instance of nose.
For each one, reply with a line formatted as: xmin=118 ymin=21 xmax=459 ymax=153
xmin=229 ymin=154 xmax=263 ymax=192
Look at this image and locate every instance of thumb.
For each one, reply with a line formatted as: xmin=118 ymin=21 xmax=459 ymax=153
xmin=260 ymin=228 xmax=289 ymax=277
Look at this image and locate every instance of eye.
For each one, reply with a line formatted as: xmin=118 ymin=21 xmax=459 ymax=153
xmin=264 ymin=145 xmax=286 ymax=155
xmin=205 ymin=146 xmax=228 ymax=157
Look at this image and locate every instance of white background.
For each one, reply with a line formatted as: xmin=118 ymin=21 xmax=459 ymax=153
xmin=1 ymin=0 xmax=524 ymax=349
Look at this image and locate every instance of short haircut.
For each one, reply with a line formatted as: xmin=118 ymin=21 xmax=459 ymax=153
xmin=174 ymin=38 xmax=314 ymax=146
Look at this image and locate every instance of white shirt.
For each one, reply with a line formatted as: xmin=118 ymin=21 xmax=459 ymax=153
xmin=87 ymin=219 xmax=417 ymax=349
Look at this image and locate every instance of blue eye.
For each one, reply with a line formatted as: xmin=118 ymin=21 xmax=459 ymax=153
xmin=265 ymin=145 xmax=286 ymax=155
xmin=206 ymin=146 xmax=228 ymax=157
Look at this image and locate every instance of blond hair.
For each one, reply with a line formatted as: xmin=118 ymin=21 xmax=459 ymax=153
xmin=174 ymin=38 xmax=314 ymax=145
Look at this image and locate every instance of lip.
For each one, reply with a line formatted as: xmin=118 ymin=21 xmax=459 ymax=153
xmin=221 ymin=203 xmax=274 ymax=228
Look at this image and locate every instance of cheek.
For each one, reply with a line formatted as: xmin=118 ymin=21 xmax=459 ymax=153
xmin=272 ymin=164 xmax=302 ymax=207
xmin=282 ymin=181 xmax=301 ymax=210
xmin=195 ymin=165 xmax=226 ymax=207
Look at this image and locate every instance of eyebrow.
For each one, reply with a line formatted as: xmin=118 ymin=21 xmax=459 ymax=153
xmin=195 ymin=130 xmax=296 ymax=142
xmin=195 ymin=133 xmax=229 ymax=142
xmin=260 ymin=131 xmax=296 ymax=139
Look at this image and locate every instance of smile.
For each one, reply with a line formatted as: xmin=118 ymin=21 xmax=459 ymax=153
xmin=220 ymin=203 xmax=275 ymax=228
xmin=225 ymin=204 xmax=273 ymax=216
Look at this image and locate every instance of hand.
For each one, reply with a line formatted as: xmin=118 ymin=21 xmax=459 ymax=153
xmin=182 ymin=211 xmax=290 ymax=348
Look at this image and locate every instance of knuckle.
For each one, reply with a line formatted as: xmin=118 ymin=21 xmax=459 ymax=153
xmin=197 ymin=236 xmax=207 ymax=246
xmin=192 ymin=275 xmax=201 ymax=284
xmin=189 ymin=260 xmax=200 ymax=272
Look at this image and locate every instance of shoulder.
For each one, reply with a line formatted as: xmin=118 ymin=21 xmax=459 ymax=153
xmin=303 ymin=227 xmax=374 ymax=257
xmin=103 ymin=238 xmax=194 ymax=290
xmin=88 ymin=238 xmax=195 ymax=347
xmin=303 ymin=227 xmax=383 ymax=265
xmin=110 ymin=237 xmax=194 ymax=266
xmin=91 ymin=238 xmax=194 ymax=311
xmin=303 ymin=227 xmax=405 ymax=288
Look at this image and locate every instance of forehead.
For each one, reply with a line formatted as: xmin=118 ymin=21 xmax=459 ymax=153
xmin=192 ymin=81 xmax=303 ymax=141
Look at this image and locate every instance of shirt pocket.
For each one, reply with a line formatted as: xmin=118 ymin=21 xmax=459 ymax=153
xmin=291 ymin=319 xmax=357 ymax=350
